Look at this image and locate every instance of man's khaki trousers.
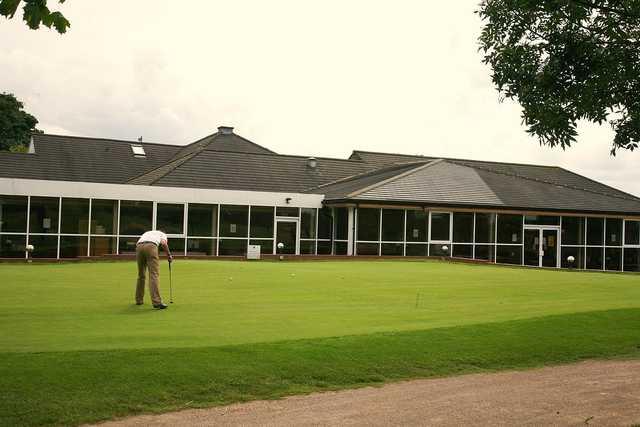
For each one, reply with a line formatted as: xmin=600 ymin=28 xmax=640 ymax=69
xmin=136 ymin=242 xmax=162 ymax=305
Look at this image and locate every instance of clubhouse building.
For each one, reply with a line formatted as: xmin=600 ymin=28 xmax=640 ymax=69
xmin=1 ymin=126 xmax=640 ymax=272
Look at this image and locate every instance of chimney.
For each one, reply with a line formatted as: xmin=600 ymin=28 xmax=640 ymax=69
xmin=218 ymin=126 xmax=234 ymax=135
xmin=307 ymin=157 xmax=318 ymax=169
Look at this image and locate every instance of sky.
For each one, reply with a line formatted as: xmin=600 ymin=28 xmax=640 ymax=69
xmin=1 ymin=1 xmax=639 ymax=195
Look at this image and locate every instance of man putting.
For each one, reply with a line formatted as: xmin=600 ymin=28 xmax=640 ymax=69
xmin=135 ymin=230 xmax=173 ymax=309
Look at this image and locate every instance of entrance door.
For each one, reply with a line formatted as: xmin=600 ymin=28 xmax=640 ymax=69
xmin=523 ymin=228 xmax=559 ymax=267
xmin=524 ymin=229 xmax=540 ymax=266
xmin=276 ymin=221 xmax=298 ymax=254
xmin=541 ymin=229 xmax=558 ymax=267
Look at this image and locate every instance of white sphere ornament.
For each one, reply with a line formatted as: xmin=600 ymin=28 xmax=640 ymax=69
xmin=277 ymin=242 xmax=285 ymax=250
xmin=441 ymin=245 xmax=449 ymax=252
xmin=26 ymin=244 xmax=34 ymax=252
xmin=567 ymin=255 xmax=575 ymax=263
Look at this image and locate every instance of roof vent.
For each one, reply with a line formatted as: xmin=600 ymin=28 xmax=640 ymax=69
xmin=131 ymin=144 xmax=146 ymax=157
xmin=307 ymin=157 xmax=318 ymax=169
xmin=218 ymin=126 xmax=234 ymax=135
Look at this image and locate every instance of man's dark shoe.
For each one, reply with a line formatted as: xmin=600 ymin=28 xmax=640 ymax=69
xmin=135 ymin=302 xmax=143 ymax=305
xmin=153 ymin=303 xmax=169 ymax=309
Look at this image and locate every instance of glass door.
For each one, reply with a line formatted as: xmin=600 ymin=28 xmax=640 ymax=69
xmin=276 ymin=220 xmax=298 ymax=255
xmin=541 ymin=229 xmax=558 ymax=267
xmin=524 ymin=229 xmax=540 ymax=266
xmin=524 ymin=228 xmax=559 ymax=267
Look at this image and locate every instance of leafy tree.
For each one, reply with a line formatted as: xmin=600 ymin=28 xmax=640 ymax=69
xmin=477 ymin=1 xmax=640 ymax=154
xmin=0 ymin=93 xmax=41 ymax=152
xmin=0 ymin=0 xmax=70 ymax=33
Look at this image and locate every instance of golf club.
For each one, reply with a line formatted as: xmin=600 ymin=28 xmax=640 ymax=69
xmin=168 ymin=259 xmax=174 ymax=303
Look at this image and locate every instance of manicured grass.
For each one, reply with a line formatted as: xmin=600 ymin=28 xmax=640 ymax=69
xmin=1 ymin=260 xmax=639 ymax=425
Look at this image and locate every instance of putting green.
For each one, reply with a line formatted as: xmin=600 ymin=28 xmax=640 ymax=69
xmin=2 ymin=260 xmax=639 ymax=353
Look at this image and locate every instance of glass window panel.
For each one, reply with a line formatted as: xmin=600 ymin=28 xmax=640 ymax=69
xmin=220 ymin=205 xmax=248 ymax=237
xmin=452 ymin=244 xmax=473 ymax=258
xmin=90 ymin=199 xmax=117 ymax=235
xmin=586 ymin=217 xmax=604 ymax=246
xmin=249 ymin=239 xmax=273 ymax=254
xmin=605 ymin=218 xmax=622 ymax=246
xmin=187 ymin=238 xmax=217 ymax=256
xmin=300 ymin=208 xmax=317 ymax=239
xmin=405 ymin=243 xmax=428 ymax=256
xmin=317 ymin=208 xmax=333 ymax=239
xmin=381 ymin=209 xmax=404 ymax=242
xmin=357 ymin=242 xmax=379 ymax=255
xmin=219 ymin=239 xmax=247 ymax=256
xmin=119 ymin=201 xmax=152 ymax=236
xmin=0 ymin=234 xmax=26 ymax=257
xmin=118 ymin=237 xmax=139 ymax=254
xmin=60 ymin=198 xmax=89 ymax=234
xmin=168 ymin=238 xmax=185 ymax=254
xmin=429 ymin=243 xmax=451 ymax=257
xmin=405 ymin=210 xmax=428 ymax=242
xmin=524 ymin=215 xmax=560 ymax=225
xmin=300 ymin=240 xmax=316 ymax=255
xmin=585 ymin=247 xmax=604 ymax=269
xmin=453 ymin=213 xmax=474 ymax=243
xmin=156 ymin=203 xmax=184 ymax=235
xmin=0 ymin=195 xmax=28 ymax=233
xmin=29 ymin=197 xmax=59 ymax=234
xmin=250 ymin=206 xmax=274 ymax=238
xmin=475 ymin=213 xmax=496 ymax=243
xmin=381 ymin=243 xmax=403 ymax=256
xmin=561 ymin=216 xmax=585 ymax=246
xmin=28 ymin=235 xmax=58 ymax=258
xmin=497 ymin=214 xmax=522 ymax=244
xmin=625 ymin=220 xmax=640 ymax=246
xmin=334 ymin=241 xmax=348 ymax=255
xmin=90 ymin=237 xmax=117 ymax=256
xmin=430 ymin=212 xmax=451 ymax=241
xmin=317 ymin=240 xmax=332 ymax=255
xmin=474 ymin=244 xmax=495 ymax=262
xmin=188 ymin=204 xmax=217 ymax=237
xmin=276 ymin=207 xmax=299 ymax=217
xmin=561 ymin=246 xmax=584 ymax=269
xmin=605 ymin=247 xmax=622 ymax=271
xmin=334 ymin=208 xmax=349 ymax=240
xmin=60 ymin=236 xmax=88 ymax=258
xmin=357 ymin=208 xmax=380 ymax=241
xmin=496 ymin=245 xmax=522 ymax=265
xmin=624 ymin=248 xmax=640 ymax=272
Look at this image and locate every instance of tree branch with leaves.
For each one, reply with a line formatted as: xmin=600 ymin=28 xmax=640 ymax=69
xmin=0 ymin=0 xmax=70 ymax=33
xmin=477 ymin=0 xmax=640 ymax=154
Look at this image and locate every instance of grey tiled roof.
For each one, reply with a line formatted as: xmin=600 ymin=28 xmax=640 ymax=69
xmin=0 ymin=134 xmax=181 ymax=183
xmin=350 ymin=150 xmax=639 ymax=201
xmin=1 ymin=129 xmax=638 ymax=215
xmin=324 ymin=159 xmax=640 ymax=215
xmin=143 ymin=150 xmax=372 ymax=193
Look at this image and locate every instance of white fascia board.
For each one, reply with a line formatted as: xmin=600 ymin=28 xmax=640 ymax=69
xmin=0 ymin=178 xmax=325 ymax=208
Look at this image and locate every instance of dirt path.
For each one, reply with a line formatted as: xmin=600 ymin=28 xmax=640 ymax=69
xmin=95 ymin=360 xmax=640 ymax=426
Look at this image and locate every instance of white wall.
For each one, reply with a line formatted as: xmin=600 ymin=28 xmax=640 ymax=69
xmin=0 ymin=178 xmax=325 ymax=208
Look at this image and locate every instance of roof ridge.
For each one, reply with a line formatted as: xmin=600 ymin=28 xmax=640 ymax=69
xmin=555 ymin=167 xmax=640 ymax=201
xmin=453 ymin=160 xmax=640 ymax=203
xmin=230 ymin=133 xmax=277 ymax=154
xmin=127 ymin=152 xmax=199 ymax=185
xmin=351 ymin=149 xmax=560 ymax=169
xmin=347 ymin=159 xmax=445 ymax=198
xmin=34 ymin=132 xmax=184 ymax=148
xmin=306 ymin=161 xmax=428 ymax=192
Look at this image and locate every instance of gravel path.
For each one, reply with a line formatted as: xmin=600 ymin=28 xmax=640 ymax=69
xmin=94 ymin=360 xmax=640 ymax=426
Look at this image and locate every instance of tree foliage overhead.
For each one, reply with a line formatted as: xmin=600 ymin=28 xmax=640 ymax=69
xmin=0 ymin=93 xmax=41 ymax=152
xmin=477 ymin=0 xmax=640 ymax=154
xmin=0 ymin=0 xmax=69 ymax=33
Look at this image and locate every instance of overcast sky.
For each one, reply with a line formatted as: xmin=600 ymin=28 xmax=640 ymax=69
xmin=2 ymin=1 xmax=639 ymax=195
